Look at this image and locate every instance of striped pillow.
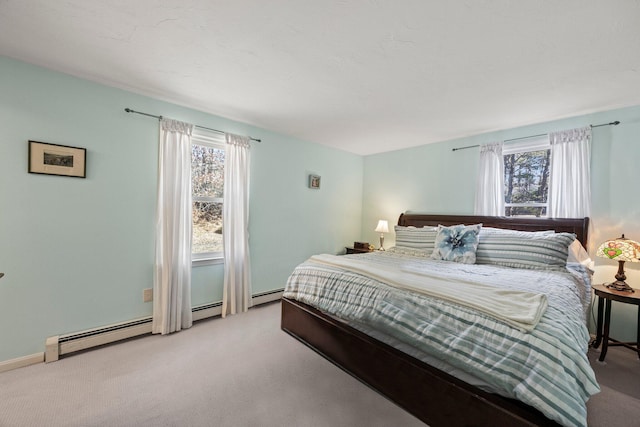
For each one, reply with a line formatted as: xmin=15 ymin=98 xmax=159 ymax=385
xmin=393 ymin=225 xmax=437 ymax=255
xmin=387 ymin=246 xmax=432 ymax=258
xmin=476 ymin=228 xmax=575 ymax=270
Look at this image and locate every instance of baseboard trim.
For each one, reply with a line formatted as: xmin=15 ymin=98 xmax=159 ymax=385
xmin=252 ymin=289 xmax=284 ymax=306
xmin=58 ymin=322 xmax=153 ymax=357
xmin=192 ymin=302 xmax=222 ymax=322
xmin=0 ymin=352 xmax=44 ymax=374
xmin=0 ymin=291 xmax=285 ymax=372
xmin=42 ymin=289 xmax=285 ymax=365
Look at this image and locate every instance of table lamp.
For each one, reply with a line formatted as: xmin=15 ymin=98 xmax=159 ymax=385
xmin=596 ymin=234 xmax=640 ymax=292
xmin=375 ymin=220 xmax=389 ymax=251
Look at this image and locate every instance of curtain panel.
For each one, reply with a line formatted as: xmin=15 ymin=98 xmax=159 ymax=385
xmin=474 ymin=142 xmax=504 ymax=216
xmin=153 ymin=118 xmax=194 ymax=335
xmin=222 ymin=133 xmax=252 ymax=318
xmin=548 ymin=127 xmax=591 ymax=218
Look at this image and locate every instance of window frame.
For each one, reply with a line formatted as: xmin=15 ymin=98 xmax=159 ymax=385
xmin=502 ymin=136 xmax=551 ymax=218
xmin=191 ymin=129 xmax=225 ymax=266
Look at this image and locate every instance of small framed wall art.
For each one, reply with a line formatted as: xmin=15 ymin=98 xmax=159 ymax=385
xmin=28 ymin=140 xmax=87 ymax=178
xmin=309 ymin=174 xmax=321 ymax=189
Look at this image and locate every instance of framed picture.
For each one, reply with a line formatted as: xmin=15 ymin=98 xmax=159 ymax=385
xmin=309 ymin=174 xmax=321 ymax=189
xmin=28 ymin=140 xmax=86 ymax=178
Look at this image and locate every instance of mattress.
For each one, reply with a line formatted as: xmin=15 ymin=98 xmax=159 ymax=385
xmin=283 ymin=250 xmax=599 ymax=427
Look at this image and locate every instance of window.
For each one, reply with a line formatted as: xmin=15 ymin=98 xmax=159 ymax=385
xmin=191 ymin=129 xmax=225 ymax=262
xmin=503 ymin=137 xmax=550 ymax=217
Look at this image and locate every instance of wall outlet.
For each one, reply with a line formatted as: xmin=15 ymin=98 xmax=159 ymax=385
xmin=143 ymin=288 xmax=153 ymax=303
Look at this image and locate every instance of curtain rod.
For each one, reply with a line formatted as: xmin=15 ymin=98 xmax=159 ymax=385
xmin=124 ymin=108 xmax=261 ymax=142
xmin=451 ymin=120 xmax=620 ymax=152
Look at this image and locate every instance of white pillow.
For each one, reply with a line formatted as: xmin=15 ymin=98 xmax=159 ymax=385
xmin=567 ymin=240 xmax=594 ymax=271
xmin=481 ymin=227 xmax=555 ymax=236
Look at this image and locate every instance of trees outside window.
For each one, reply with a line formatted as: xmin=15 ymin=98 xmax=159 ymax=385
xmin=503 ymin=139 xmax=550 ymax=217
xmin=191 ymin=131 xmax=225 ymax=259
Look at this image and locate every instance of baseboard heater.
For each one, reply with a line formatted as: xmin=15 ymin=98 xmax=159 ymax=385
xmin=45 ymin=289 xmax=284 ymax=363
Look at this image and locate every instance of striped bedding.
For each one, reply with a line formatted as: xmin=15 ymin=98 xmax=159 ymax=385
xmin=284 ymin=251 xmax=599 ymax=427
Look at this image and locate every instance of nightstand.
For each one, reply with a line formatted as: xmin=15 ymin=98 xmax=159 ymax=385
xmin=590 ymin=284 xmax=640 ymax=362
xmin=345 ymin=247 xmax=372 ymax=254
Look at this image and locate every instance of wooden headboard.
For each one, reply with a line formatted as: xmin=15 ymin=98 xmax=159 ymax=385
xmin=397 ymin=213 xmax=589 ymax=247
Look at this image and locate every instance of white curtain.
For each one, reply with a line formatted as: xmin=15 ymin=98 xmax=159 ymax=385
xmin=548 ymin=127 xmax=591 ymax=218
xmin=474 ymin=142 xmax=504 ymax=216
xmin=222 ymin=133 xmax=252 ymax=318
xmin=152 ymin=118 xmax=194 ymax=335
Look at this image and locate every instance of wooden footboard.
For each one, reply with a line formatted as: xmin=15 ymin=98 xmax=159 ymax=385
xmin=281 ymin=297 xmax=560 ymax=427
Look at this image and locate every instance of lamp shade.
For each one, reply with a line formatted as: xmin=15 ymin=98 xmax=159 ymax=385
xmin=596 ymin=234 xmax=639 ymax=292
xmin=596 ymin=235 xmax=640 ymax=263
xmin=375 ymin=220 xmax=389 ymax=233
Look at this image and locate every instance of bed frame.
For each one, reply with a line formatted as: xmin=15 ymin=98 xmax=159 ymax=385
xmin=281 ymin=214 xmax=589 ymax=427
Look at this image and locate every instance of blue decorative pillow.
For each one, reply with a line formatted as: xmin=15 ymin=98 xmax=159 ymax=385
xmin=431 ymin=224 xmax=482 ymax=264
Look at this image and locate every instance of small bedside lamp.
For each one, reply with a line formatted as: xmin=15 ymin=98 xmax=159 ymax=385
xmin=596 ymin=234 xmax=640 ymax=293
xmin=375 ymin=220 xmax=389 ymax=251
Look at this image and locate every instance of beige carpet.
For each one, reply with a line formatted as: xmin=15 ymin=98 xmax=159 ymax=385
xmin=0 ymin=301 xmax=638 ymax=427
xmin=587 ymin=338 xmax=640 ymax=427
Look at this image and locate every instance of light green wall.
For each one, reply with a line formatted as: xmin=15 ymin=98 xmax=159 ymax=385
xmin=0 ymin=56 xmax=363 ymax=362
xmin=3 ymin=52 xmax=638 ymax=363
xmin=363 ymin=105 xmax=640 ymax=341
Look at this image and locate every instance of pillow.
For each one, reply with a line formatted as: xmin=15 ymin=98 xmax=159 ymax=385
xmin=567 ymin=240 xmax=594 ymax=271
xmin=394 ymin=225 xmax=437 ymax=255
xmin=476 ymin=228 xmax=576 ymax=270
xmin=481 ymin=227 xmax=555 ymax=236
xmin=387 ymin=246 xmax=431 ymax=258
xmin=430 ymin=224 xmax=482 ymax=264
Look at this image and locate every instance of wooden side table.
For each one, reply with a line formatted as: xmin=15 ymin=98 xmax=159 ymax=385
xmin=591 ymin=284 xmax=640 ymax=362
xmin=345 ymin=247 xmax=372 ymax=254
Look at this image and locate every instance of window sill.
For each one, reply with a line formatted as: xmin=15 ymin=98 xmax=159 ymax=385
xmin=192 ymin=257 xmax=224 ymax=267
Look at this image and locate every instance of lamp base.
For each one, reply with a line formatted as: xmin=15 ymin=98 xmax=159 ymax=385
xmin=606 ymin=280 xmax=635 ymax=293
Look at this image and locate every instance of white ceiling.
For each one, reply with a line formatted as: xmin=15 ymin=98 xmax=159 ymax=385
xmin=1 ymin=1 xmax=639 ymax=155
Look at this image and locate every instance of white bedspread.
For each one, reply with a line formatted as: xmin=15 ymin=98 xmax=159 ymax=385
xmin=309 ymin=254 xmax=548 ymax=332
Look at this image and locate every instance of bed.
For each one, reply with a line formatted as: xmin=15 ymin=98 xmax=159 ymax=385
xmin=281 ymin=213 xmax=599 ymax=427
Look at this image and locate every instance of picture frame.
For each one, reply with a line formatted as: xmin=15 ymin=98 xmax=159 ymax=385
xmin=309 ymin=174 xmax=321 ymax=189
xmin=28 ymin=140 xmax=86 ymax=178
